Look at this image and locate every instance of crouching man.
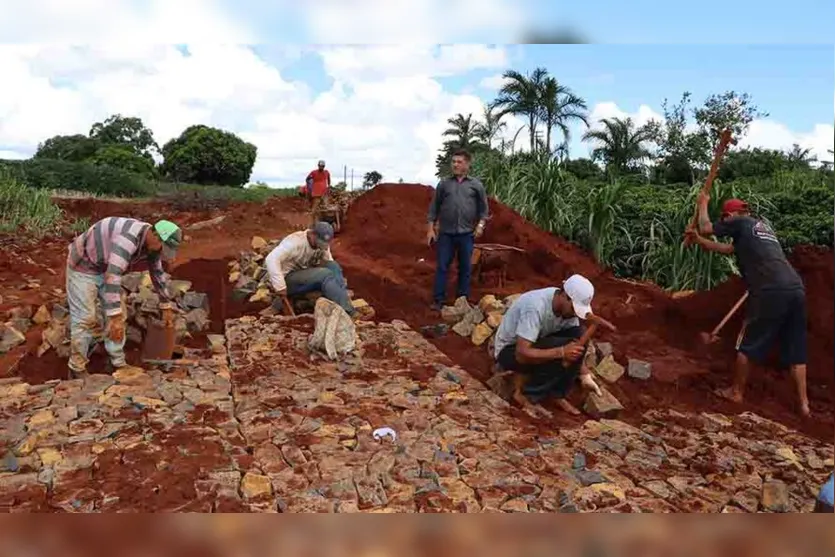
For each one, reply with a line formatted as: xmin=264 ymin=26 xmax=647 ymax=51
xmin=265 ymin=221 xmax=362 ymax=319
xmin=67 ymin=218 xmax=182 ymax=378
xmin=492 ymin=275 xmax=606 ymax=416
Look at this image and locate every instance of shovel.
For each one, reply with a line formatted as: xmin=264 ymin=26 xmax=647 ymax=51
xmin=699 ymin=292 xmax=748 ymax=344
xmin=141 ymin=319 xmax=176 ymax=361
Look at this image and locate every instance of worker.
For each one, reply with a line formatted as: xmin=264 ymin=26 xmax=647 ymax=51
xmin=306 ymin=159 xmax=331 ymax=225
xmin=814 ymin=473 xmax=834 ymax=513
xmin=426 ymin=148 xmax=489 ymax=311
xmin=66 ymin=218 xmax=181 ymax=378
xmin=688 ymin=192 xmax=810 ymax=417
xmin=265 ymin=221 xmax=363 ymax=319
xmin=492 ymin=275 xmax=607 ymax=416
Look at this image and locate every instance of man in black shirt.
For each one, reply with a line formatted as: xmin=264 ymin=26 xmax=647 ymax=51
xmin=687 ymin=192 xmax=810 ymax=417
xmin=426 ymin=149 xmax=489 ymax=311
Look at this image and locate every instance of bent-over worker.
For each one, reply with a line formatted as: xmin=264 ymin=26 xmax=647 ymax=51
xmin=688 ymin=193 xmax=810 ymax=417
xmin=66 ymin=218 xmax=182 ymax=378
xmin=492 ymin=275 xmax=605 ymax=416
xmin=265 ymin=221 xmax=359 ymax=318
xmin=306 ymin=159 xmax=331 ymax=225
xmin=426 ymin=148 xmax=489 ymax=311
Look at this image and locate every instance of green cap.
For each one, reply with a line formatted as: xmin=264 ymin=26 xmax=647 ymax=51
xmin=154 ymin=220 xmax=182 ymax=260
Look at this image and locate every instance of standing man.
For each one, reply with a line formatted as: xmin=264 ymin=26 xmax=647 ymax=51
xmin=306 ymin=159 xmax=332 ymax=226
xmin=492 ymin=275 xmax=607 ymax=416
xmin=688 ymin=193 xmax=810 ymax=417
xmin=66 ymin=218 xmax=182 ymax=378
xmin=265 ymin=221 xmax=365 ymax=319
xmin=426 ymin=149 xmax=489 ymax=311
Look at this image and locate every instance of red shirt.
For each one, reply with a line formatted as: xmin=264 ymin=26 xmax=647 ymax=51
xmin=307 ymin=169 xmax=331 ymax=197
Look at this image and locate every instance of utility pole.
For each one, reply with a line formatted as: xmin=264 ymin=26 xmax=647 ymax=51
xmin=350 ymin=169 xmax=354 ymax=190
xmin=343 ymin=165 xmax=347 ymax=187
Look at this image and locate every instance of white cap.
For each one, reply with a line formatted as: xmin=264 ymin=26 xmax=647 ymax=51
xmin=563 ymin=274 xmax=594 ymax=319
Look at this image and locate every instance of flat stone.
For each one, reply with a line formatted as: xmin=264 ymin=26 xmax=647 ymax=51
xmin=627 ymin=359 xmax=652 ymax=380
xmin=251 ymin=236 xmax=268 ymax=251
xmin=583 ymin=387 xmax=624 ymax=418
xmin=241 ymin=472 xmax=273 ymax=499
xmin=575 ymin=470 xmax=607 ymax=486
xmin=451 ymin=318 xmax=475 ymax=337
xmin=470 ymin=323 xmax=493 ymax=346
xmin=32 ymin=305 xmax=51 ymax=325
xmin=112 ymin=366 xmax=152 ymax=386
xmin=761 ymin=480 xmax=789 ymax=512
xmin=595 ymin=342 xmax=613 ymax=359
xmin=0 ymin=324 xmax=26 ymax=353
xmin=500 ymin=498 xmax=529 ymax=513
xmin=594 ymin=355 xmax=625 ymax=383
xmin=642 ymin=480 xmax=673 ymax=499
xmin=207 ymin=334 xmax=226 ymax=354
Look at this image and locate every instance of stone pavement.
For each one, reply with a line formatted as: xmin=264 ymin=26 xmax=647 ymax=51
xmin=1 ymin=315 xmax=832 ymax=512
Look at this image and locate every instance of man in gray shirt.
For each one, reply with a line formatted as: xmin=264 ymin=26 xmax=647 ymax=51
xmin=493 ymin=275 xmax=605 ymax=416
xmin=426 ymin=149 xmax=489 ymax=311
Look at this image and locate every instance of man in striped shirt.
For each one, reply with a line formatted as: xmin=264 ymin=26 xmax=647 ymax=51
xmin=66 ymin=217 xmax=182 ymax=377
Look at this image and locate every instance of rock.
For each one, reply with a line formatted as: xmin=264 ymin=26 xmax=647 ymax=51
xmin=251 ymin=236 xmax=268 ymax=251
xmin=572 ymin=453 xmax=586 ymax=470
xmin=207 ymin=334 xmax=226 ymax=354
xmin=575 ymin=470 xmax=607 ymax=486
xmin=351 ymin=299 xmax=376 ymax=319
xmin=0 ymin=324 xmax=26 ymax=353
xmin=7 ymin=306 xmax=33 ymax=320
xmin=478 ymin=295 xmax=503 ymax=314
xmin=37 ymin=447 xmax=63 ymax=467
xmin=466 ymin=306 xmax=485 ymax=325
xmin=420 ymin=324 xmax=449 ymax=338
xmin=240 ymin=472 xmax=273 ymax=499
xmin=182 ymin=292 xmax=209 ymax=311
xmin=121 ymin=273 xmax=144 ymax=293
xmin=642 ymin=480 xmax=673 ymax=499
xmin=249 ymin=288 xmax=272 ymax=303
xmin=806 ymin=454 xmax=824 ymax=470
xmin=51 ymin=305 xmax=69 ymax=321
xmin=184 ymin=308 xmax=209 ymax=332
xmin=441 ymin=303 xmax=468 ymax=325
xmin=32 ymin=305 xmax=51 ymax=325
xmin=168 ymin=280 xmax=193 ymax=297
xmin=761 ymin=480 xmax=789 ymax=512
xmin=583 ymin=386 xmax=624 ymax=418
xmin=503 ymin=293 xmax=521 ymax=308
xmin=309 ymin=298 xmax=356 ymax=360
xmin=126 ymin=326 xmax=143 ymax=345
xmin=113 ymin=366 xmax=152 ymax=386
xmin=486 ymin=311 xmax=503 ymax=328
xmin=596 ymin=342 xmax=614 ymax=359
xmin=42 ymin=320 xmax=67 ymax=348
xmin=1 ymin=451 xmax=19 ymax=472
xmin=627 ymin=359 xmax=652 ymax=380
xmin=229 ymin=271 xmax=241 ymax=284
xmin=452 ymin=317 xmax=475 ymax=337
xmin=500 ymin=498 xmax=529 ymax=513
xmin=471 ymin=323 xmax=493 ymax=346
xmin=594 ymin=355 xmax=625 ymax=383
xmin=9 ymin=317 xmax=30 ymax=333
xmin=486 ymin=373 xmax=514 ymax=400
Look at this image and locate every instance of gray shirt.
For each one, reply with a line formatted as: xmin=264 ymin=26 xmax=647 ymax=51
xmin=493 ymin=287 xmax=580 ymax=359
xmin=427 ymin=175 xmax=489 ymax=235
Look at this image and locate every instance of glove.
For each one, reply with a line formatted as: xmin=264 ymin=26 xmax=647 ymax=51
xmin=580 ymin=374 xmax=602 ymax=397
xmin=107 ymin=314 xmax=126 ymax=343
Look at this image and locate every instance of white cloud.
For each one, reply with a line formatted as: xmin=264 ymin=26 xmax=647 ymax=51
xmin=741 ymin=120 xmax=834 ymax=163
xmin=587 ymin=102 xmax=664 ymax=129
xmin=479 ymin=74 xmax=508 ymax=90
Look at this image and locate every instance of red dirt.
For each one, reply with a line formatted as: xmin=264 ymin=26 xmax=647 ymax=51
xmin=335 ymin=183 xmax=834 ymax=441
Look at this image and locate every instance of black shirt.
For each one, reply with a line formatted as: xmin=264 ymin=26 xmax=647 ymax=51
xmin=427 ymin=176 xmax=489 ymax=235
xmin=713 ymin=215 xmax=804 ymax=293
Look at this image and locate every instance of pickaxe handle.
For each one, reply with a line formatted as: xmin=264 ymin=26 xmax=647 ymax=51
xmin=686 ymin=128 xmax=736 ymax=234
xmin=711 ymin=291 xmax=749 ymax=337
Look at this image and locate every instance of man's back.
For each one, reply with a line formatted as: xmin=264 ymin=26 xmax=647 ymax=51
xmin=713 ymin=215 xmax=803 ymax=293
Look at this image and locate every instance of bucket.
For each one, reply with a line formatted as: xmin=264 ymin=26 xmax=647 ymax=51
xmin=141 ymin=321 xmax=176 ymax=361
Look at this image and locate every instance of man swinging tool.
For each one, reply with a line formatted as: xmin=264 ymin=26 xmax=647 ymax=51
xmin=686 ymin=193 xmax=810 ymax=417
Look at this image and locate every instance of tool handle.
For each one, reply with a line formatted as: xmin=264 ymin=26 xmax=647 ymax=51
xmin=687 ymin=129 xmax=736 ymax=230
xmin=710 ymin=291 xmax=749 ymax=336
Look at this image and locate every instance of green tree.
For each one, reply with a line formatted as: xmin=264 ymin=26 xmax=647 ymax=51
xmin=474 ymin=106 xmax=506 ymax=149
xmin=363 ymin=170 xmax=383 ymax=189
xmin=693 ymin=91 xmax=767 ymax=150
xmin=160 ymin=125 xmax=257 ymax=187
xmin=34 ymin=134 xmax=100 ymax=162
xmin=90 ymin=145 xmax=156 ymax=177
xmin=582 ymin=117 xmax=654 ymax=177
xmin=442 ymin=113 xmax=481 ymax=148
xmin=538 ymin=76 xmax=589 ymax=155
xmin=89 ymin=114 xmax=159 ymax=158
xmin=490 ymin=67 xmax=548 ymax=153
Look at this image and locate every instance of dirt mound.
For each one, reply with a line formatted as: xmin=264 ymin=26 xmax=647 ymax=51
xmin=336 ymin=183 xmax=834 ymax=441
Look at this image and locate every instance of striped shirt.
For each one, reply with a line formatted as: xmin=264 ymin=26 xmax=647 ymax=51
xmin=67 ymin=217 xmax=172 ymax=316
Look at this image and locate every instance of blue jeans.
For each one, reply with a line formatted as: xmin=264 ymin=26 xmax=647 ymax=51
xmin=278 ymin=261 xmax=354 ymax=315
xmin=433 ymin=232 xmax=475 ymax=304
xmin=66 ymin=265 xmax=127 ymax=373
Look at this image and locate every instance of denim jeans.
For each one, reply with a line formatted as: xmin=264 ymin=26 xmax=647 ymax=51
xmin=433 ymin=232 xmax=475 ymax=304
xmin=277 ymin=261 xmax=354 ymax=315
xmin=66 ymin=265 xmax=127 ymax=373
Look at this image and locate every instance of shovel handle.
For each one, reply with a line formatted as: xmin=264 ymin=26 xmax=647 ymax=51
xmin=688 ymin=129 xmax=736 ymax=230
xmin=710 ymin=291 xmax=749 ymax=336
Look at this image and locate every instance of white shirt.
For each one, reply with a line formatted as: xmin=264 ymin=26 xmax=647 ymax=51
xmin=264 ymin=231 xmax=334 ymax=292
xmin=493 ymin=287 xmax=579 ymax=359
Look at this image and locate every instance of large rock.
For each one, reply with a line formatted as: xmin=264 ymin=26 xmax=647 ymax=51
xmin=486 ymin=311 xmax=503 ymax=329
xmin=249 ymin=287 xmax=272 ymax=303
xmin=168 ymin=280 xmax=193 ymax=297
xmin=452 ymin=317 xmax=475 ymax=337
xmin=121 ymin=273 xmax=144 ymax=293
xmin=309 ymin=298 xmax=356 ymax=360
xmin=182 ymin=292 xmax=209 ymax=311
xmin=627 ymin=359 xmax=652 ymax=380
xmin=478 ymin=295 xmax=503 ymax=314
xmin=594 ymin=355 xmax=625 ymax=384
xmin=471 ymin=323 xmax=493 ymax=346
xmin=251 ymin=236 xmax=268 ymax=252
xmin=761 ymin=480 xmax=789 ymax=512
xmin=583 ymin=387 xmax=624 ymax=418
xmin=32 ymin=305 xmax=51 ymax=325
xmin=441 ymin=297 xmax=472 ymax=324
xmin=184 ymin=308 xmax=209 ymax=332
xmin=0 ymin=324 xmax=26 ymax=354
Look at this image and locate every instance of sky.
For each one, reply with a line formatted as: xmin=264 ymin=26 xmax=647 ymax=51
xmin=0 ymin=1 xmax=832 ymax=188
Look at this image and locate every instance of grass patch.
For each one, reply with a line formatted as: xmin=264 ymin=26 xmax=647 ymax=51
xmin=0 ymin=170 xmax=65 ymax=237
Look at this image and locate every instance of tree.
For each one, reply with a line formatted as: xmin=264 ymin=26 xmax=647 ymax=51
xmin=89 ymin=114 xmax=159 ymax=159
xmin=491 ymin=67 xmax=548 ymax=153
xmin=90 ymin=145 xmax=155 ymax=177
xmin=538 ymin=76 xmax=589 ymax=155
xmin=562 ymin=158 xmax=605 ymax=181
xmin=160 ymin=125 xmax=257 ymax=187
xmin=442 ymin=113 xmax=480 ymax=149
xmin=693 ymin=91 xmax=767 ymax=150
xmin=474 ymin=106 xmax=506 ymax=149
xmin=582 ymin=117 xmax=654 ymax=176
xmin=786 ymin=143 xmax=816 ymax=167
xmin=363 ymin=171 xmax=382 ymax=189
xmin=34 ymin=134 xmax=100 ymax=162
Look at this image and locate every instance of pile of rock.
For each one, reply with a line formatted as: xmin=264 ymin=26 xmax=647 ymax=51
xmin=1 ymin=272 xmax=212 ymax=358
xmin=228 ymin=236 xmax=374 ymax=318
xmin=439 ymin=294 xmax=518 ymax=349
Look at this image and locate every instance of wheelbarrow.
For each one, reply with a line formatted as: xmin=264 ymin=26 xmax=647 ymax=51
xmin=471 ymin=244 xmax=526 ymax=289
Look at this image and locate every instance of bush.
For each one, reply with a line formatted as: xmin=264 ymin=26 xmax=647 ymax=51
xmin=0 ymin=158 xmax=154 ymax=197
xmin=0 ymin=170 xmax=65 ymax=236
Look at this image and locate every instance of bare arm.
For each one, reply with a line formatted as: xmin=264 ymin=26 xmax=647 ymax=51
xmin=697 ymin=196 xmax=714 ymax=235
xmin=693 ymin=235 xmax=735 ymax=255
xmin=514 ymin=337 xmax=564 ymax=364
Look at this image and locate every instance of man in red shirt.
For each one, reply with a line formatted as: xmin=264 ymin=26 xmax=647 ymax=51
xmin=306 ymin=159 xmax=331 ymax=225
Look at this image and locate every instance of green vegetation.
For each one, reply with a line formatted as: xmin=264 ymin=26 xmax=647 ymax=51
xmin=443 ymin=67 xmax=834 ymax=291
xmin=0 ymin=170 xmax=65 ymax=236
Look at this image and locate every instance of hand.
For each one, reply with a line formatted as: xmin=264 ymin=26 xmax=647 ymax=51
xmin=277 ymin=290 xmax=295 ymax=316
xmin=107 ymin=314 xmax=125 ymax=343
xmin=161 ymin=307 xmax=174 ymax=328
xmin=580 ymin=374 xmax=603 ymax=397
xmin=684 ymin=226 xmax=702 ymax=245
xmin=474 ymin=223 xmax=485 ymax=239
xmin=560 ymin=342 xmax=584 ymax=363
xmin=426 ymin=228 xmax=437 ymax=246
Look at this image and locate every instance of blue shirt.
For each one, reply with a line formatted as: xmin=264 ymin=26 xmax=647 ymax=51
xmin=819 ymin=474 xmax=834 ymax=507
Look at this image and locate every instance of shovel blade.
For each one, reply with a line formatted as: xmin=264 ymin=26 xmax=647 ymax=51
xmin=142 ymin=322 xmax=176 ymax=361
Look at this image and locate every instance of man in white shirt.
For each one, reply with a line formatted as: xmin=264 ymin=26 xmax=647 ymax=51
xmin=493 ymin=274 xmax=604 ymax=416
xmin=264 ymin=221 xmax=355 ymax=317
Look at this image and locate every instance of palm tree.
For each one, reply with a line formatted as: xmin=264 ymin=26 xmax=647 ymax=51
xmin=786 ymin=143 xmax=816 ymax=166
xmin=538 ymin=76 xmax=589 ymax=154
xmin=442 ymin=113 xmax=480 ymax=149
xmin=474 ymin=106 xmax=506 ymax=149
xmin=582 ymin=117 xmax=654 ymax=176
xmin=490 ymin=67 xmax=548 ymax=153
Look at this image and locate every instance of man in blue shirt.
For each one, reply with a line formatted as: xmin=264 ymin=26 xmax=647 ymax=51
xmin=426 ymin=149 xmax=489 ymax=311
xmin=814 ymin=473 xmax=833 ymax=512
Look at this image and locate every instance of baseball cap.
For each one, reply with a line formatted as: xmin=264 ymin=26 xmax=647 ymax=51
xmin=722 ymin=198 xmax=748 ymax=216
xmin=563 ymin=274 xmax=594 ymax=319
xmin=154 ymin=220 xmax=182 ymax=261
xmin=318 ymin=159 xmax=326 ymax=166
xmin=311 ymin=221 xmax=334 ymax=249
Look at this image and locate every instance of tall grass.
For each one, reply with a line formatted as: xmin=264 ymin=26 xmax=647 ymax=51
xmin=0 ymin=170 xmax=65 ymax=236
